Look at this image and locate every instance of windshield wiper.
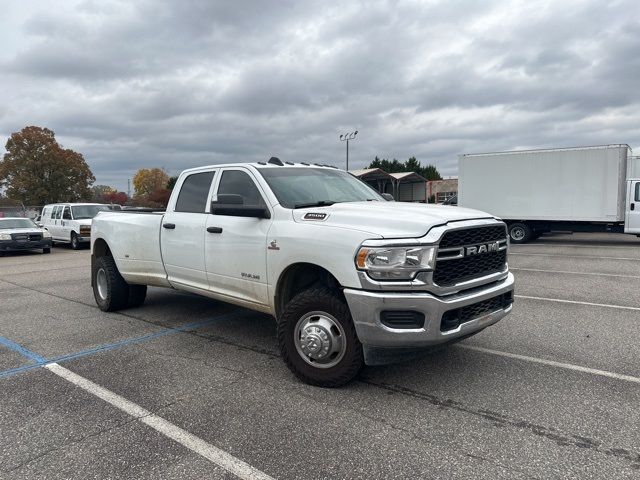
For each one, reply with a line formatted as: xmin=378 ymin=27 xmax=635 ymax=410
xmin=293 ymin=200 xmax=337 ymax=209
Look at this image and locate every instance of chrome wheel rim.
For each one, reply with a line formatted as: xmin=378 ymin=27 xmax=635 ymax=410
xmin=96 ymin=268 xmax=108 ymax=300
xmin=510 ymin=226 xmax=525 ymax=241
xmin=294 ymin=311 xmax=346 ymax=369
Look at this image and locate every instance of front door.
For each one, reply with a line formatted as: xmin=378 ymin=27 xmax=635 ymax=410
xmin=61 ymin=206 xmax=73 ymax=241
xmin=50 ymin=205 xmax=62 ymax=239
xmin=161 ymin=170 xmax=216 ymax=290
xmin=625 ymin=180 xmax=640 ymax=233
xmin=205 ymin=168 xmax=272 ymax=306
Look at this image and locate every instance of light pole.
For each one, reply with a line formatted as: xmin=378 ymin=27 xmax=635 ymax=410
xmin=339 ymin=131 xmax=358 ymax=171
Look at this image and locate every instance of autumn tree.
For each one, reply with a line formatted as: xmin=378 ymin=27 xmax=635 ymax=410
xmin=132 ymin=168 xmax=169 ymax=197
xmin=0 ymin=126 xmax=95 ymax=204
xmin=104 ymin=191 xmax=128 ymax=205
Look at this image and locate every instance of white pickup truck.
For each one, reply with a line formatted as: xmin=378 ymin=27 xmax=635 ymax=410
xmin=91 ymin=159 xmax=515 ymax=386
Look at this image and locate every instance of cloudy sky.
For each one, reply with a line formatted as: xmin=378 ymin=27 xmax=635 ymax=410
xmin=1 ymin=0 xmax=639 ymax=192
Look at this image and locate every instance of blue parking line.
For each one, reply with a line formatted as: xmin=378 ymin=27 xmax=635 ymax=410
xmin=0 ymin=312 xmax=243 ymax=380
xmin=0 ymin=336 xmax=47 ymax=364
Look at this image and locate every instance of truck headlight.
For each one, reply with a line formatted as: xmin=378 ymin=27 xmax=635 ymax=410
xmin=356 ymin=245 xmax=437 ymax=280
xmin=0 ymin=233 xmax=11 ymax=241
xmin=42 ymin=230 xmax=52 ymax=238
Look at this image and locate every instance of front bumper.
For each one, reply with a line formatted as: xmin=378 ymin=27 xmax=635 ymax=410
xmin=343 ymin=272 xmax=515 ymax=348
xmin=0 ymin=239 xmax=52 ymax=251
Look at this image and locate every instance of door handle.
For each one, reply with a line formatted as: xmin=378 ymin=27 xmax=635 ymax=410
xmin=207 ymin=226 xmax=223 ymax=234
xmin=632 ymin=203 xmax=635 ymax=211
xmin=163 ymin=223 xmax=176 ymax=229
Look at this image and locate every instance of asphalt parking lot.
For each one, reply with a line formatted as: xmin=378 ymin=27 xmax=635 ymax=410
xmin=1 ymin=233 xmax=639 ymax=479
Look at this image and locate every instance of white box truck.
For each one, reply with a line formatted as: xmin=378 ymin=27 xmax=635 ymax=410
xmin=458 ymin=145 xmax=640 ymax=243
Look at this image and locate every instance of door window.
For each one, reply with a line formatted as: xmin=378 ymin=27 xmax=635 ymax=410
xmin=635 ymin=182 xmax=640 ymax=202
xmin=53 ymin=206 xmax=62 ymax=219
xmin=175 ymin=171 xmax=215 ymax=213
xmin=217 ymin=170 xmax=266 ymax=207
xmin=63 ymin=207 xmax=72 ymax=220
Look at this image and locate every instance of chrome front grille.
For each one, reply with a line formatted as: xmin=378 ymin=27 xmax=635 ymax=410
xmin=433 ymin=225 xmax=508 ymax=287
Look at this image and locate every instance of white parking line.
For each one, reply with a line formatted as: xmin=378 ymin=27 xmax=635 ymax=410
xmin=510 ymin=252 xmax=640 ymax=261
xmin=511 ymin=243 xmax=639 ymax=250
xmin=457 ymin=345 xmax=640 ymax=385
xmin=511 ymin=267 xmax=640 ymax=279
xmin=515 ymin=294 xmax=640 ymax=311
xmin=45 ymin=363 xmax=276 ymax=480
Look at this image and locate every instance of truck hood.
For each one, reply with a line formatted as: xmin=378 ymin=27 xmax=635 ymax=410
xmin=292 ymin=201 xmax=495 ymax=238
xmin=2 ymin=228 xmax=46 ymax=235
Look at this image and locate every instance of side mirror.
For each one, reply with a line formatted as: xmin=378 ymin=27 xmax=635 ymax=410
xmin=382 ymin=193 xmax=395 ymax=201
xmin=211 ymin=195 xmax=271 ymax=219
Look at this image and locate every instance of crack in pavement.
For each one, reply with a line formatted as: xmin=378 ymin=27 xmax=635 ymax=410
xmin=359 ymin=379 xmax=640 ymax=470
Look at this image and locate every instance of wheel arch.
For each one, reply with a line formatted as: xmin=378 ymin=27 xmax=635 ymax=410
xmin=274 ymin=262 xmax=342 ymax=320
xmin=91 ymin=238 xmax=113 ymax=287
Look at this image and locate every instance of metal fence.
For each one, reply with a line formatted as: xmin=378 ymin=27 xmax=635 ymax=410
xmin=0 ymin=205 xmax=43 ymax=219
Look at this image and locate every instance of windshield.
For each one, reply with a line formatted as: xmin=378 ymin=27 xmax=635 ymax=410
xmin=258 ymin=168 xmax=383 ymax=208
xmin=71 ymin=205 xmax=110 ymax=220
xmin=0 ymin=218 xmax=37 ymax=229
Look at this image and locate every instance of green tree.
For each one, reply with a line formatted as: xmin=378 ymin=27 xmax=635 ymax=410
xmin=0 ymin=126 xmax=95 ymax=204
xmin=166 ymin=176 xmax=178 ymax=190
xmin=420 ymin=164 xmax=442 ymax=181
xmin=367 ymin=156 xmax=442 ymax=180
xmin=91 ymin=185 xmax=116 ymax=202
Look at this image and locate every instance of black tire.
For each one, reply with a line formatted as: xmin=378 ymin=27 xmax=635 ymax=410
xmin=508 ymin=223 xmax=532 ymax=244
xmin=127 ymin=284 xmax=147 ymax=308
xmin=71 ymin=232 xmax=81 ymax=250
xmin=277 ymin=287 xmax=363 ymax=387
xmin=93 ymin=256 xmax=129 ymax=311
xmin=43 ymin=247 xmax=51 ymax=254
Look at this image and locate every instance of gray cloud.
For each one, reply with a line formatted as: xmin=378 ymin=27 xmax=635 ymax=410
xmin=1 ymin=0 xmax=639 ymax=192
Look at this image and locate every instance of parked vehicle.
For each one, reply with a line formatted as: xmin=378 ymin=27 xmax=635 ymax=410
xmin=0 ymin=217 xmax=52 ymax=254
xmin=458 ymin=145 xmax=640 ymax=243
xmin=439 ymin=194 xmax=458 ymax=206
xmin=41 ymin=203 xmax=110 ymax=249
xmin=91 ymin=159 xmax=515 ymax=386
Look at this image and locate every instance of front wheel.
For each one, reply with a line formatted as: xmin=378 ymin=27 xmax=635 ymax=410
xmin=277 ymin=288 xmax=363 ymax=387
xmin=43 ymin=247 xmax=51 ymax=254
xmin=508 ymin=222 xmax=532 ymax=244
xmin=71 ymin=232 xmax=81 ymax=250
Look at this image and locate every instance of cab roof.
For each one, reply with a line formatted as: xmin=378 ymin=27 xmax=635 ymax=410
xmin=181 ymin=158 xmax=340 ymax=175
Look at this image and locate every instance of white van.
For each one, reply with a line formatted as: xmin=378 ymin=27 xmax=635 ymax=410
xmin=41 ymin=203 xmax=110 ymax=249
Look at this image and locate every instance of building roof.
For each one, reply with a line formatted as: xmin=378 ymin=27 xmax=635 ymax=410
xmin=349 ymin=168 xmax=395 ymax=181
xmin=389 ymin=171 xmax=427 ymax=183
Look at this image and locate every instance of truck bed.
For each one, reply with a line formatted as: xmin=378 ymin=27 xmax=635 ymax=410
xmin=92 ymin=211 xmax=169 ymax=287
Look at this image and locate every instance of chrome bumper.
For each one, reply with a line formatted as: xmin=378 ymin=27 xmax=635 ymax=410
xmin=343 ymin=273 xmax=515 ymax=348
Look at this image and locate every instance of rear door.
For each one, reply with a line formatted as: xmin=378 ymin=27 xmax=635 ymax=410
xmin=205 ymin=168 xmax=272 ymax=306
xmin=625 ymin=180 xmax=640 ymax=233
xmin=161 ymin=170 xmax=217 ymax=290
